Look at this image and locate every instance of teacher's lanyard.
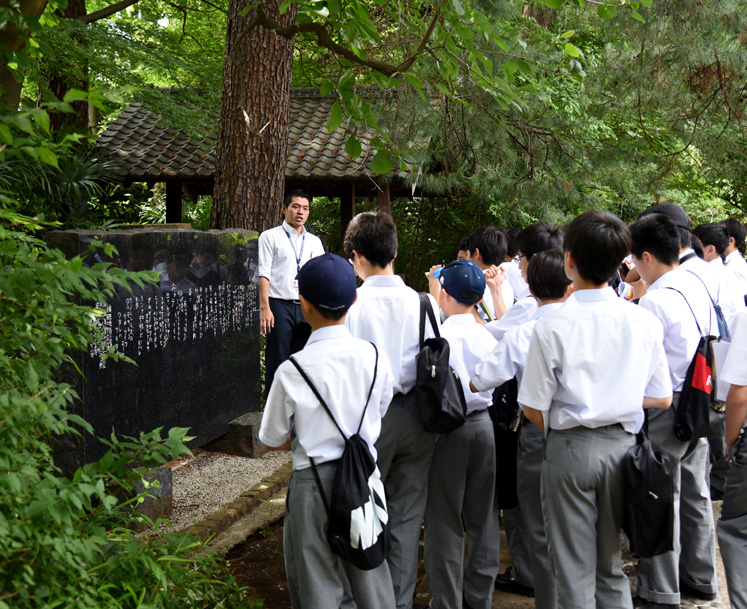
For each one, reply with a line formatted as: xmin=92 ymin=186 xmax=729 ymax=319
xmin=285 ymin=229 xmax=305 ymax=272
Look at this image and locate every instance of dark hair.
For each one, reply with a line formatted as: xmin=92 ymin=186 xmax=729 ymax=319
xmin=312 ymin=303 xmax=349 ymax=321
xmin=454 ymin=237 xmax=469 ymax=258
xmin=283 ymin=189 xmax=311 ymax=208
xmin=527 ymin=249 xmax=571 ymax=300
xmin=343 ymin=212 xmax=398 ymax=267
xmin=464 ymin=227 xmax=506 ymax=266
xmin=691 ymin=233 xmax=705 ymax=259
xmin=513 ymin=222 xmax=564 ymax=259
xmin=676 ymin=226 xmax=692 ymax=249
xmin=629 ymin=215 xmax=680 ymax=266
xmin=722 ymin=217 xmax=746 ymax=250
xmin=503 ymin=228 xmax=520 ymax=259
xmin=563 ymin=211 xmax=631 ymax=286
xmin=693 ymin=223 xmax=729 ymax=256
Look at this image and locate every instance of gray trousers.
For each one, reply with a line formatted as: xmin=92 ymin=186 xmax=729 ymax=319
xmin=636 ymin=404 xmax=689 ymax=605
xmin=375 ymin=393 xmax=435 ymax=609
xmin=424 ymin=410 xmax=500 ymax=609
xmin=542 ymin=425 xmax=635 ymax=609
xmin=679 ymin=437 xmax=719 ymax=596
xmin=284 ymin=463 xmax=396 ymax=609
xmin=517 ymin=421 xmax=555 ymax=609
xmin=717 ymin=430 xmax=747 ymax=609
xmin=502 ymin=504 xmax=534 ymax=587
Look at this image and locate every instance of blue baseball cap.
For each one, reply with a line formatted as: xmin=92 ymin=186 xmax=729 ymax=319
xmin=297 ymin=253 xmax=357 ymax=311
xmin=435 ymin=259 xmax=486 ymax=305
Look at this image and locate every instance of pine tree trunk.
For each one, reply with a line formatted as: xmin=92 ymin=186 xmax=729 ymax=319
xmin=211 ymin=0 xmax=297 ymax=231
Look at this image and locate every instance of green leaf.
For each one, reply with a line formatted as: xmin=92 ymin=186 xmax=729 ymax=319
xmin=640 ymin=0 xmax=652 ymax=6
xmin=31 ymin=109 xmax=50 ymax=134
xmin=630 ymin=9 xmax=646 ymax=22
xmin=279 ymin=0 xmax=292 ymax=13
xmin=538 ymin=0 xmax=564 ymax=8
xmin=63 ymin=89 xmax=88 ymax=104
xmin=597 ymin=4 xmax=617 ymax=18
xmin=37 ymin=147 xmax=59 ymax=169
xmin=345 ymin=136 xmax=362 ymax=159
xmin=451 ymin=0 xmax=465 ymax=16
xmin=371 ymin=149 xmax=392 ymax=174
xmin=320 ymin=81 xmax=334 ymax=97
xmin=23 ymin=14 xmax=43 ymax=33
xmin=328 ymin=0 xmax=341 ymax=16
xmin=339 ymin=71 xmax=356 ymax=91
xmin=564 ymin=42 xmax=581 ymax=58
xmin=326 ymin=101 xmax=343 ymax=133
xmin=0 ymin=124 xmax=12 ymax=145
xmin=560 ymin=30 xmax=575 ymax=38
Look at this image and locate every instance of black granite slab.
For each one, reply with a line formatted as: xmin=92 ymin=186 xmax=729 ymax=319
xmin=48 ymin=228 xmax=260 ymax=475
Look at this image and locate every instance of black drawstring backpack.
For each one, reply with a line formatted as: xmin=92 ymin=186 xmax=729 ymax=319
xmin=622 ymin=416 xmax=674 ymax=558
xmin=414 ymin=293 xmax=467 ymax=433
xmin=289 ymin=345 xmax=390 ymax=570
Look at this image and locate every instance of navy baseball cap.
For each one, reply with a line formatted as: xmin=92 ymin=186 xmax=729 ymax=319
xmin=297 ymin=253 xmax=357 ymax=311
xmin=435 ymin=259 xmax=486 ymax=305
xmin=639 ymin=203 xmax=690 ymax=229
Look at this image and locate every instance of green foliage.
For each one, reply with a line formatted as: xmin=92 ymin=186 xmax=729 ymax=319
xmin=0 ymin=110 xmax=258 ymax=608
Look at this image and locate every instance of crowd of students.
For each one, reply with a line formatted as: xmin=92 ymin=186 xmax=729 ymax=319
xmin=257 ymin=201 xmax=747 ymax=609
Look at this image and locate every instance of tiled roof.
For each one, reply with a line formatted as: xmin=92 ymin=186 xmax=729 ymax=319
xmin=96 ymin=87 xmax=405 ymax=182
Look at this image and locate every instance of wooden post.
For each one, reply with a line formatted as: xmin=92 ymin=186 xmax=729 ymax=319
xmin=166 ymin=182 xmax=183 ymax=224
xmin=377 ymin=185 xmax=391 ymax=215
xmin=340 ymin=183 xmax=356 ymax=235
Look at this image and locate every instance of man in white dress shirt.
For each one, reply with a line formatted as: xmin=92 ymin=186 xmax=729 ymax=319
xmin=258 ymin=189 xmax=324 ymax=398
xmin=722 ymin=218 xmax=747 ymax=302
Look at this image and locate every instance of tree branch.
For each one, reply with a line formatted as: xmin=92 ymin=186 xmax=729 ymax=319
xmin=240 ymin=0 xmax=442 ymax=77
xmin=80 ymin=0 xmax=141 ymax=23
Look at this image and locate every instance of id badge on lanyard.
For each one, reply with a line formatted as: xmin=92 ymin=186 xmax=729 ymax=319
xmin=286 ymin=230 xmax=305 ymax=293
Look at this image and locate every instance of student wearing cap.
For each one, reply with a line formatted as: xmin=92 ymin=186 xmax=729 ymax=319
xmin=344 ymin=212 xmax=439 ymax=609
xmin=423 ymin=260 xmax=500 ymax=609
xmin=258 ymin=189 xmax=325 ymax=399
xmin=717 ymin=308 xmax=747 ymax=609
xmin=470 ymin=249 xmax=572 ymax=609
xmin=259 ymin=252 xmax=396 ymax=609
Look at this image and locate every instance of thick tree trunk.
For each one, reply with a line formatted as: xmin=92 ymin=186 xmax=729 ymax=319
xmin=210 ymin=0 xmax=298 ymax=231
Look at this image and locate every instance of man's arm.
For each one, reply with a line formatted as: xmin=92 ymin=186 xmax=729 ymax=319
xmin=725 ymin=384 xmax=747 ymax=460
xmin=259 ymin=277 xmax=274 ymax=334
xmin=485 ymin=265 xmax=508 ymax=320
xmin=523 ymin=406 xmax=544 ymax=430
xmin=643 ymin=395 xmax=672 ymax=409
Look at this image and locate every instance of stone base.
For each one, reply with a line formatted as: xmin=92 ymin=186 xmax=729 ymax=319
xmin=202 ymin=412 xmax=267 ymax=458
xmin=130 ymin=466 xmax=173 ymax=532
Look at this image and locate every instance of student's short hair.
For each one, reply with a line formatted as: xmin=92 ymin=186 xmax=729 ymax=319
xmin=312 ymin=303 xmax=349 ymax=321
xmin=503 ymin=228 xmax=520 ymax=259
xmin=722 ymin=217 xmax=746 ymax=250
xmin=343 ymin=212 xmax=398 ymax=267
xmin=464 ymin=226 xmax=506 ymax=266
xmin=693 ymin=223 xmax=729 ymax=256
xmin=283 ymin=189 xmax=311 ymax=208
xmin=563 ymin=211 xmax=631 ymax=286
xmin=691 ymin=233 xmax=705 ymax=259
xmin=455 ymin=237 xmax=469 ymax=258
xmin=513 ymin=222 xmax=564 ymax=259
xmin=527 ymin=249 xmax=571 ymax=300
xmin=630 ymin=215 xmax=680 ymax=266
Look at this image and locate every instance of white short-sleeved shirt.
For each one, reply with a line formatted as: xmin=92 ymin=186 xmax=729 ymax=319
xmin=518 ymin=287 xmax=672 ymax=434
xmin=725 ymin=251 xmax=747 ymax=296
xmin=257 ymin=221 xmax=325 ymax=300
xmin=439 ymin=314 xmax=498 ymax=415
xmin=478 ymin=279 xmax=515 ymax=323
xmin=484 ymin=296 xmax=538 ymax=341
xmin=503 ymin=261 xmax=531 ymax=300
xmin=259 ymin=325 xmax=394 ymax=471
xmin=473 ymin=302 xmax=564 ymax=392
xmin=638 ymin=268 xmax=716 ymax=392
xmin=680 ymin=249 xmax=744 ymax=329
xmin=722 ymin=310 xmax=747 ymax=388
xmin=345 ymin=275 xmax=438 ymax=395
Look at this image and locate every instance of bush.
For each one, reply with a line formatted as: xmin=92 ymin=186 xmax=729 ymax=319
xmin=0 ymin=110 xmax=260 ymax=608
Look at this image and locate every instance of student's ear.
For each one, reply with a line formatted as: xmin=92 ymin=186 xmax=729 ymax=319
xmin=564 ymin=283 xmax=574 ymax=298
xmin=471 ymin=248 xmax=482 ymax=264
xmin=564 ymin=251 xmax=575 ymax=278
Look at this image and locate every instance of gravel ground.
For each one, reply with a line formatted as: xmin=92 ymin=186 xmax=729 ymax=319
xmin=154 ymin=448 xmax=291 ymax=534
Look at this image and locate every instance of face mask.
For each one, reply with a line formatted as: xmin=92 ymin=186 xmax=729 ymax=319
xmin=153 ymin=262 xmax=168 ymax=273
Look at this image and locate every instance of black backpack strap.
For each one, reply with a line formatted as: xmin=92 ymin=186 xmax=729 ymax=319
xmin=419 ymin=292 xmax=441 ymax=348
xmin=357 ymin=343 xmax=379 ymax=434
xmin=684 ymin=269 xmax=719 ymax=333
xmin=663 ymin=286 xmax=704 ymax=337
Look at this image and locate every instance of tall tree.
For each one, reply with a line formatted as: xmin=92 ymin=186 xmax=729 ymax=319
xmin=211 ymin=0 xmax=297 ymax=231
